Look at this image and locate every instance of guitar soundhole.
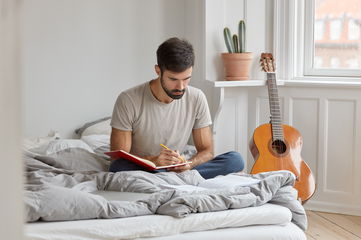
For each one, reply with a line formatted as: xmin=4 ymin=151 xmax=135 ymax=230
xmin=272 ymin=140 xmax=287 ymax=154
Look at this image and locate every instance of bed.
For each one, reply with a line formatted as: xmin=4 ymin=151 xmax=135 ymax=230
xmin=26 ymin=202 xmax=305 ymax=240
xmin=23 ymin=118 xmax=307 ymax=240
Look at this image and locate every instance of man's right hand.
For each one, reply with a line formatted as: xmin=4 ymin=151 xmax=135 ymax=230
xmin=154 ymin=149 xmax=183 ymax=166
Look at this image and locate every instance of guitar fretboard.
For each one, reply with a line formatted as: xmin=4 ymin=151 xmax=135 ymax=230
xmin=266 ymin=73 xmax=284 ymax=141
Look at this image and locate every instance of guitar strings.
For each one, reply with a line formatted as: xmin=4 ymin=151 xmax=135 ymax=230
xmin=264 ymin=56 xmax=285 ymax=169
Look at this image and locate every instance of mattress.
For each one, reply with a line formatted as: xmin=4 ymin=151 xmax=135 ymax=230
xmin=25 ymin=191 xmax=306 ymax=240
xmin=144 ymin=223 xmax=306 ymax=240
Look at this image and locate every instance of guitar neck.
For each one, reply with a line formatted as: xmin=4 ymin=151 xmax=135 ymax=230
xmin=266 ymin=72 xmax=284 ymax=141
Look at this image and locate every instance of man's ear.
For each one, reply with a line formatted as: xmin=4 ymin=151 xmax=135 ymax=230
xmin=155 ymin=65 xmax=161 ymax=76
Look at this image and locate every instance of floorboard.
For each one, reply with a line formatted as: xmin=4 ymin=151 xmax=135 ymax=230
xmin=306 ymin=211 xmax=361 ymax=240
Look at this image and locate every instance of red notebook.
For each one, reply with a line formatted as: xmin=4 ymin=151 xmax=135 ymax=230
xmin=104 ymin=150 xmax=190 ymax=170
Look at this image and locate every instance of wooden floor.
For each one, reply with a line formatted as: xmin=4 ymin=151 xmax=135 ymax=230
xmin=306 ymin=211 xmax=361 ymax=239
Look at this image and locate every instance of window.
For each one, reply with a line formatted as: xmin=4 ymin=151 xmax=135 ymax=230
xmin=314 ymin=20 xmax=324 ymax=40
xmin=329 ymin=19 xmax=342 ymax=40
xmin=348 ymin=19 xmax=360 ymax=40
xmin=275 ymin=0 xmax=361 ymax=79
xmin=330 ymin=57 xmax=340 ymax=68
xmin=346 ymin=58 xmax=359 ymax=68
xmin=311 ymin=0 xmax=361 ymax=73
xmin=314 ymin=56 xmax=323 ymax=68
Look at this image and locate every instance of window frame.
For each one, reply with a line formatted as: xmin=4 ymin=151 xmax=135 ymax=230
xmin=274 ymin=0 xmax=361 ymax=81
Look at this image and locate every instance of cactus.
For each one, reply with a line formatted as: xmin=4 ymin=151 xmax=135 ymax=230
xmin=232 ymin=34 xmax=239 ymax=53
xmin=223 ymin=27 xmax=234 ymax=53
xmin=238 ymin=20 xmax=246 ymax=53
xmin=223 ymin=20 xmax=246 ymax=53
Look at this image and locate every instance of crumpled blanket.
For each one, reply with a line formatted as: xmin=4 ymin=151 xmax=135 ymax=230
xmin=24 ymin=153 xmax=307 ymax=231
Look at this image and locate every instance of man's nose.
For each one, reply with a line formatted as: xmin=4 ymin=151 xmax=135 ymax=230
xmin=176 ymin=80 xmax=185 ymax=90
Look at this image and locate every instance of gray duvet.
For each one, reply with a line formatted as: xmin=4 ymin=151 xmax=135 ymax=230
xmin=24 ymin=149 xmax=307 ymax=231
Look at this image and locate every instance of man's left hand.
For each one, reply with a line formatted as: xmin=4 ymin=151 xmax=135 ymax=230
xmin=167 ymin=162 xmax=191 ymax=173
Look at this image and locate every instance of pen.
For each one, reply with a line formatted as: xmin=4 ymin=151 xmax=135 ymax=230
xmin=160 ymin=144 xmax=186 ymax=163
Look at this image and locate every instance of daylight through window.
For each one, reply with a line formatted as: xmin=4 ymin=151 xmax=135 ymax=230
xmin=314 ymin=0 xmax=361 ymax=70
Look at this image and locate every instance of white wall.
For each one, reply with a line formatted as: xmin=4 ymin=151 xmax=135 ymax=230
xmin=0 ymin=0 xmax=24 ymax=239
xmin=21 ymin=0 xmax=186 ymax=138
xmin=204 ymin=0 xmax=270 ymax=157
xmin=205 ymin=0 xmax=266 ymax=83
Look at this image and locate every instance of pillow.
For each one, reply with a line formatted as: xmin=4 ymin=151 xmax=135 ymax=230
xmin=33 ymin=148 xmax=110 ymax=172
xmin=81 ymin=134 xmax=110 ymax=150
xmin=29 ymin=139 xmax=94 ymax=156
xmin=81 ymin=134 xmax=110 ymax=159
xmin=75 ymin=117 xmax=111 ymax=137
xmin=23 ymin=131 xmax=61 ymax=151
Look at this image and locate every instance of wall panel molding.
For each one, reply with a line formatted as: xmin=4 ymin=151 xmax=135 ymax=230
xmin=214 ymin=86 xmax=361 ymax=215
xmin=324 ymin=99 xmax=355 ymax=194
xmin=290 ymin=97 xmax=319 ymax=183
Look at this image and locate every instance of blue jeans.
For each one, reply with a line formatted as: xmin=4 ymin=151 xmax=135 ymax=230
xmin=109 ymin=151 xmax=244 ymax=179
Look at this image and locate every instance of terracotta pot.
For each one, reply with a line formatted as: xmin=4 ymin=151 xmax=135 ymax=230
xmin=221 ymin=52 xmax=253 ymax=80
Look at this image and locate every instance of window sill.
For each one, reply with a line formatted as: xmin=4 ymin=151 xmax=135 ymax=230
xmin=207 ymin=79 xmax=285 ymax=87
xmin=206 ymin=79 xmax=361 ymax=88
xmin=282 ymin=78 xmax=361 ymax=88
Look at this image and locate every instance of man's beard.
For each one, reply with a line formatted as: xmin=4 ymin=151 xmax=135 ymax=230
xmin=160 ymin=76 xmax=185 ymax=100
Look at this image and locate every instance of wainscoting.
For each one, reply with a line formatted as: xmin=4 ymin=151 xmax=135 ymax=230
xmin=212 ymin=81 xmax=361 ymax=215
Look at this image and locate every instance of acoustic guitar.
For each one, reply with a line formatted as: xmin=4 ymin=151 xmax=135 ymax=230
xmin=249 ymin=53 xmax=316 ymax=204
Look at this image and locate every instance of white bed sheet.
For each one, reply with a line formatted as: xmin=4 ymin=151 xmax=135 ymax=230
xmin=25 ymin=202 xmax=300 ymax=240
xmin=146 ymin=222 xmax=306 ymax=240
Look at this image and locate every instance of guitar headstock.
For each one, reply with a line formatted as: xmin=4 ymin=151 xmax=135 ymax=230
xmin=260 ymin=53 xmax=276 ymax=73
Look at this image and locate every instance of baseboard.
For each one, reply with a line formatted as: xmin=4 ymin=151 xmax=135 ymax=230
xmin=304 ymin=200 xmax=361 ymax=216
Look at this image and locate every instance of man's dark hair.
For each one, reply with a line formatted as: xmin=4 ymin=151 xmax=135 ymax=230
xmin=156 ymin=37 xmax=195 ymax=73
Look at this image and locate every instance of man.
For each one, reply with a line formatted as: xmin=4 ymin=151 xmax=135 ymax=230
xmin=109 ymin=37 xmax=244 ymax=179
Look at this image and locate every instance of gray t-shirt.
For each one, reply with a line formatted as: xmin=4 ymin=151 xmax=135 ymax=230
xmin=111 ymin=81 xmax=212 ymax=157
